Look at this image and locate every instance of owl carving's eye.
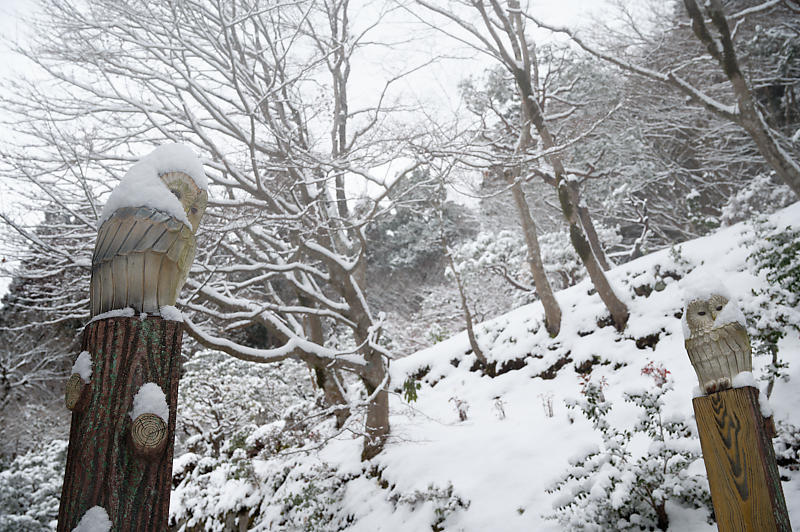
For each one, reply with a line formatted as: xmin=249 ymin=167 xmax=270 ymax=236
xmin=716 ymin=305 xmax=723 ymax=311
xmin=190 ymin=207 xmax=198 ymax=215
xmin=698 ymin=311 xmax=706 ymax=316
xmin=171 ymin=189 xmax=182 ymax=200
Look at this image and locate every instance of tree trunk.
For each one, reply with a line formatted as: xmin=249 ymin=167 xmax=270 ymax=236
xmin=739 ymin=110 xmax=800 ymax=198
xmin=576 ymin=196 xmax=611 ymax=271
xmin=360 ymin=349 xmax=389 ymax=461
xmin=304 ymin=312 xmax=350 ymax=428
xmin=558 ymin=183 xmax=630 ymax=331
xmin=312 ymin=363 xmax=350 ymax=428
xmin=683 ymin=0 xmax=800 ymax=198
xmin=514 ymin=69 xmax=629 ymax=331
xmin=58 ymin=316 xmax=183 ymax=531
xmin=446 ymin=249 xmax=488 ymax=363
xmin=498 ymin=0 xmax=628 ymax=331
xmin=506 ymin=176 xmax=562 ymax=336
xmin=654 ymin=501 xmax=669 ymax=531
xmin=719 ymin=22 xmax=800 ymax=198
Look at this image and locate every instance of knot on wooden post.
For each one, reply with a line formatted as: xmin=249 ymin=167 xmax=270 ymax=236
xmin=130 ymin=413 xmax=168 ymax=458
xmin=65 ymin=373 xmax=88 ymax=412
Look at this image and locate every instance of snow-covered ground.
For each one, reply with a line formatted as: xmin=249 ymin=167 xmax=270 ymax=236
xmin=170 ymin=202 xmax=800 ymax=531
xmin=343 ymin=202 xmax=800 ymax=530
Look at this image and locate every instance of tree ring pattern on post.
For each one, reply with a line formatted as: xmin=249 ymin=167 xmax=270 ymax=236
xmin=130 ymin=413 xmax=168 ymax=458
xmin=65 ymin=373 xmax=87 ymax=412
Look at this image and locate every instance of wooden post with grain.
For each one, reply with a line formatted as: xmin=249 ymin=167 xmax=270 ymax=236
xmin=57 ymin=145 xmax=207 ymax=531
xmin=692 ymin=387 xmax=790 ymax=531
xmin=683 ymin=286 xmax=791 ymax=531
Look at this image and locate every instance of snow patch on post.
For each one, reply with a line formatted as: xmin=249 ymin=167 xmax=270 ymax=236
xmin=72 ymin=351 xmax=92 ymax=383
xmin=759 ymin=390 xmax=774 ymax=418
xmin=87 ymin=307 xmax=136 ymax=325
xmin=732 ymin=371 xmax=757 ymax=389
xmin=72 ymin=506 xmax=111 ymax=532
xmin=731 ymin=371 xmax=774 ymax=418
xmin=159 ymin=305 xmax=183 ymax=322
xmin=130 ymin=382 xmax=169 ymax=423
xmin=88 ymin=306 xmax=183 ymax=324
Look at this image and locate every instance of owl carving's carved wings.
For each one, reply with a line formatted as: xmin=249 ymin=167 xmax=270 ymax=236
xmin=685 ymin=321 xmax=751 ymax=393
xmin=90 ymin=206 xmax=196 ymax=317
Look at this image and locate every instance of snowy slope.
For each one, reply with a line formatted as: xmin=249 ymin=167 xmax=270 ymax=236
xmin=169 ymin=202 xmax=800 ymax=531
xmin=328 ymin=202 xmax=800 ymax=531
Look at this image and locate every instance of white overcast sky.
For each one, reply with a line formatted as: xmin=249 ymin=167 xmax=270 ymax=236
xmin=0 ymin=0 xmax=650 ymax=292
xmin=0 ymin=0 xmax=643 ymax=122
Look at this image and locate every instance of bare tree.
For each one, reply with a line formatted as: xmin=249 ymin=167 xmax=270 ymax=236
xmin=527 ymin=0 xmax=800 ymax=198
xmin=415 ymin=0 xmax=629 ymax=331
xmin=0 ymin=0 xmax=428 ymax=459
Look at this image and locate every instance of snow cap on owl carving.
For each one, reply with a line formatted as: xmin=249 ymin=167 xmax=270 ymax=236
xmin=98 ymin=143 xmax=208 ymax=231
xmin=90 ymin=144 xmax=208 ymax=317
xmin=681 ymin=271 xmax=751 ymax=395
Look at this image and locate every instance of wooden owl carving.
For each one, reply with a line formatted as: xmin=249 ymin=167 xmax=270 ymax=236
xmin=684 ymin=293 xmax=751 ymax=394
xmin=90 ymin=170 xmax=207 ymax=317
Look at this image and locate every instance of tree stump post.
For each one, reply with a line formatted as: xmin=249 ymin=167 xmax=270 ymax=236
xmin=57 ymin=316 xmax=183 ymax=531
xmin=692 ymin=386 xmax=791 ymax=531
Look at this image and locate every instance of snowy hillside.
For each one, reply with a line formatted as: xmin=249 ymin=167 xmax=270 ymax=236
xmin=338 ymin=203 xmax=800 ymax=531
xmin=167 ymin=203 xmax=800 ymax=531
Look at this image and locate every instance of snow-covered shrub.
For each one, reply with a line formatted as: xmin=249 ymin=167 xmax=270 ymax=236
xmin=450 ymin=230 xmax=533 ymax=310
xmin=170 ymin=350 xmax=351 ymax=529
xmin=177 ymin=351 xmax=314 ymax=456
xmin=274 ymin=463 xmax=351 ymax=531
xmin=0 ymin=402 xmax=70 ymax=460
xmin=774 ymin=421 xmax=800 ymax=472
xmin=402 ymin=376 xmax=421 ymax=403
xmin=546 ymin=365 xmax=712 ymax=531
xmin=451 ymin=225 xmax=622 ymax=311
xmin=745 ymin=222 xmax=800 ymax=394
xmin=387 ymin=483 xmax=470 ymax=532
xmin=170 ymin=375 xmax=355 ymax=532
xmin=0 ymin=439 xmax=67 ymax=531
xmin=170 ymin=445 xmax=351 ymax=531
xmin=449 ymin=396 xmax=469 ymax=421
xmin=686 ymin=187 xmax=721 ymax=233
xmin=623 ymin=245 xmax=692 ymax=299
xmin=427 ymin=322 xmax=449 ymax=344
xmin=721 ymin=173 xmax=793 ymax=226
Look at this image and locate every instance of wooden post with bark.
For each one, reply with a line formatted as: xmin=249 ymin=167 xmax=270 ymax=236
xmin=58 ymin=316 xmax=183 ymax=531
xmin=692 ymin=387 xmax=791 ymax=531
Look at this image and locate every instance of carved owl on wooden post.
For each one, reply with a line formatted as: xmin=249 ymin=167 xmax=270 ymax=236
xmin=683 ymin=290 xmax=752 ymax=394
xmin=90 ymin=144 xmax=208 ymax=317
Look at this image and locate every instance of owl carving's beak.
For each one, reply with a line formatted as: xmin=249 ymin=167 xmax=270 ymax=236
xmin=710 ymin=308 xmax=718 ymax=321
